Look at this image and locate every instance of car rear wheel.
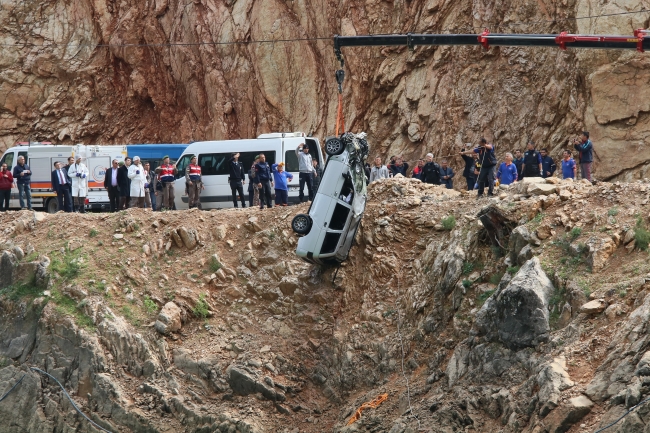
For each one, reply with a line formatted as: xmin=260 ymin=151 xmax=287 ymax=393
xmin=325 ymin=138 xmax=345 ymax=156
xmin=292 ymin=214 xmax=312 ymax=235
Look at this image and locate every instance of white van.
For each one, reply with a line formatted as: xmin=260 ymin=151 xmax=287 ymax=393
xmin=172 ymin=132 xmax=324 ymax=210
xmin=0 ymin=143 xmax=127 ymax=212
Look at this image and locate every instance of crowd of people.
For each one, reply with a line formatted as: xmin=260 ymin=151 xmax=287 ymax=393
xmin=365 ymin=131 xmax=594 ymax=198
xmin=0 ymin=134 xmax=594 ymax=212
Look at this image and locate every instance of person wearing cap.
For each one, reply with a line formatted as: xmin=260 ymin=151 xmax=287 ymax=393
xmin=185 ymin=155 xmax=205 ymax=209
xmin=128 ymin=156 xmax=147 ymax=208
xmin=67 ymin=156 xmax=89 ymax=213
xmin=227 ymin=152 xmax=246 ymax=208
xmin=295 ymin=143 xmax=315 ymax=202
xmin=272 ymin=162 xmax=293 ymax=206
xmin=156 ymin=155 xmax=177 ymax=210
xmin=118 ymin=158 xmax=132 ymax=210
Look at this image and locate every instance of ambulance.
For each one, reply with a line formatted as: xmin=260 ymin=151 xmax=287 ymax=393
xmin=0 ymin=143 xmax=127 ymax=212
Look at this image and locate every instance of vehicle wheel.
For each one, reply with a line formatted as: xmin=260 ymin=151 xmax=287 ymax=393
xmin=325 ymin=138 xmax=345 ymax=156
xmin=292 ymin=214 xmax=312 ymax=235
xmin=46 ymin=198 xmax=59 ymax=214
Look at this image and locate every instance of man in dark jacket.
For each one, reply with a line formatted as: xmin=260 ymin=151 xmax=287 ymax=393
xmin=255 ymin=153 xmax=273 ymax=209
xmin=52 ymin=161 xmax=72 ymax=212
xmin=513 ymin=149 xmax=524 ymax=180
xmin=229 ymin=152 xmax=246 ymax=208
xmin=460 ymin=151 xmax=477 ymax=191
xmin=522 ymin=140 xmax=542 ymax=178
xmin=117 ymin=158 xmax=131 ymax=210
xmin=463 ymin=138 xmax=497 ymax=198
xmin=312 ymin=159 xmax=323 ymax=192
xmin=439 ymin=159 xmax=455 ymax=189
xmin=104 ymin=159 xmax=120 ymax=212
xmin=573 ymin=131 xmax=594 ymax=181
xmin=389 ymin=157 xmax=409 ymax=177
xmin=540 ymin=149 xmax=557 ymax=178
xmin=13 ymin=155 xmax=32 ymax=210
xmin=421 ymin=153 xmax=441 ymax=185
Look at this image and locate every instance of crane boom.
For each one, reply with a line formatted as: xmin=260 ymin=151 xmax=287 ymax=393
xmin=333 ymin=29 xmax=650 ymax=65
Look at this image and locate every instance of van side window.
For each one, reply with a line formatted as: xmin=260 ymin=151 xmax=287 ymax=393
xmin=0 ymin=153 xmax=14 ymax=169
xmin=19 ymin=152 xmax=27 ymax=165
xmin=284 ymin=141 xmax=319 ymax=172
xmin=175 ymin=154 xmax=193 ymax=179
xmin=198 ymin=152 xmax=276 ymax=175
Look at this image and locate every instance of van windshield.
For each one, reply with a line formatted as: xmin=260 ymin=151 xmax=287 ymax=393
xmin=0 ymin=153 xmax=14 ymax=169
xmin=198 ymin=151 xmax=276 ymax=175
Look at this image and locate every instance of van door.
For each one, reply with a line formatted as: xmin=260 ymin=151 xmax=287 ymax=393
xmin=0 ymin=150 xmax=17 ymax=208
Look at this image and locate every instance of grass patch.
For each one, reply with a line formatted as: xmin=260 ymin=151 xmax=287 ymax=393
xmin=89 ymin=228 xmax=98 ymax=238
xmin=0 ymin=282 xmax=43 ymax=301
xmin=121 ymin=305 xmax=140 ymax=326
xmin=477 ymin=289 xmax=495 ymax=306
xmin=144 ymin=296 xmax=158 ymax=315
xmin=634 ymin=217 xmax=650 ymax=251
xmin=209 ymin=256 xmax=222 ymax=273
xmin=23 ymin=251 xmax=39 ymax=262
xmin=506 ymin=266 xmax=520 ymax=275
xmin=462 ymin=279 xmax=472 ymax=289
xmin=441 ymin=215 xmax=456 ymax=231
xmin=489 ymin=272 xmax=504 ymax=285
xmin=193 ymin=293 xmax=209 ymax=319
xmin=569 ymin=227 xmax=582 ymax=240
xmin=51 ymin=251 xmax=83 ymax=281
xmin=608 ymin=207 xmax=619 ymax=216
xmin=51 ymin=290 xmax=94 ymax=330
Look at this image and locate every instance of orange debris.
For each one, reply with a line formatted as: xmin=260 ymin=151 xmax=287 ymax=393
xmin=346 ymin=393 xmax=389 ymax=425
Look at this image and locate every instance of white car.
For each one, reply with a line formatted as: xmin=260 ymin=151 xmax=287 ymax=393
xmin=292 ymin=132 xmax=369 ymax=265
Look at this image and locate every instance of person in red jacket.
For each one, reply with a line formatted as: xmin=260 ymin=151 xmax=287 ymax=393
xmin=0 ymin=162 xmax=14 ymax=211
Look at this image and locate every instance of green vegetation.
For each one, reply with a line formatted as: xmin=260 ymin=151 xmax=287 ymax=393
xmin=209 ymin=256 xmax=222 ymax=273
xmin=133 ymin=223 xmax=140 ymax=231
xmin=489 ymin=272 xmax=504 ymax=285
xmin=578 ymin=279 xmax=591 ymax=298
xmin=608 ymin=207 xmax=619 ymax=216
xmin=441 ymin=215 xmax=456 ymax=231
xmin=144 ymin=297 xmax=158 ymax=315
xmin=89 ymin=228 xmax=98 ymax=238
xmin=51 ymin=251 xmax=83 ymax=281
xmin=506 ymin=266 xmax=520 ymax=275
xmin=0 ymin=281 xmax=43 ymax=301
xmin=462 ymin=279 xmax=472 ymax=289
xmin=477 ymin=289 xmax=495 ymax=306
xmin=462 ymin=261 xmax=475 ymax=276
xmin=193 ymin=293 xmax=210 ymax=320
xmin=634 ymin=217 xmax=650 ymax=251
xmin=23 ymin=251 xmax=39 ymax=262
xmin=569 ymin=227 xmax=582 ymax=240
xmin=51 ymin=290 xmax=94 ymax=330
xmin=548 ymin=287 xmax=567 ymax=327
xmin=529 ymin=212 xmax=545 ymax=230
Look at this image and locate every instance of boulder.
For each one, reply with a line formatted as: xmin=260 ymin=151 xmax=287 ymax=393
xmin=517 ymin=244 xmax=534 ymax=265
xmin=580 ymin=299 xmax=607 ymax=315
xmin=278 ymin=277 xmax=299 ymax=296
xmin=559 ymin=189 xmax=572 ymax=201
xmin=226 ymin=365 xmax=277 ymax=400
xmin=509 ymin=225 xmax=531 ymax=265
xmin=473 ymin=257 xmax=555 ymax=349
xmin=543 ymin=395 xmax=593 ymax=433
xmin=545 ymin=177 xmax=560 ymax=184
xmin=537 ymin=356 xmax=575 ymax=416
xmin=536 ymin=224 xmax=554 ymax=240
xmin=0 ymin=250 xmax=17 ymax=289
xmin=155 ymin=302 xmax=182 ymax=334
xmin=635 ymin=351 xmax=650 ymax=376
xmin=585 ymin=236 xmax=616 ymax=271
xmin=528 ymin=183 xmax=557 ymax=196
xmin=170 ymin=230 xmax=183 ymax=248
xmin=215 ymin=225 xmax=227 ymax=240
xmin=177 ymin=227 xmax=198 ymax=249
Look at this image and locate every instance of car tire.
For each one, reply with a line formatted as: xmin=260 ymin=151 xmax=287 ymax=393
xmin=325 ymin=138 xmax=345 ymax=156
xmin=292 ymin=214 xmax=312 ymax=235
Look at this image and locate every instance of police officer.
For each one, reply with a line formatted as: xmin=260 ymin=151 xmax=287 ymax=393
xmin=156 ymin=156 xmax=177 ymax=210
xmin=185 ymin=155 xmax=204 ymax=209
xmin=228 ymin=152 xmax=246 ymax=208
xmin=521 ymin=140 xmax=542 ymax=178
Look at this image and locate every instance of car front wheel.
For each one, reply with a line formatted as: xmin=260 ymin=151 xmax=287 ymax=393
xmin=292 ymin=214 xmax=312 ymax=235
xmin=325 ymin=138 xmax=345 ymax=156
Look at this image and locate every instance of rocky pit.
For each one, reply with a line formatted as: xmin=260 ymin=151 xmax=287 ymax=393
xmin=2 ymin=176 xmax=650 ymax=432
xmin=2 ymin=0 xmax=650 ymax=180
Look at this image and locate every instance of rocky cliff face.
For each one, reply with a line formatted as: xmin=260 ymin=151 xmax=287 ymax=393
xmin=1 ymin=1 xmax=650 ymax=176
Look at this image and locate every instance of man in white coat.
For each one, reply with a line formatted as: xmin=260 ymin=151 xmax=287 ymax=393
xmin=68 ymin=156 xmax=89 ymax=213
xmin=128 ymin=156 xmax=147 ymax=208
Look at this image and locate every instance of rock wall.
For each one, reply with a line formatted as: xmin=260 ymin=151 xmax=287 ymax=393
xmin=1 ymin=0 xmax=649 ymax=179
